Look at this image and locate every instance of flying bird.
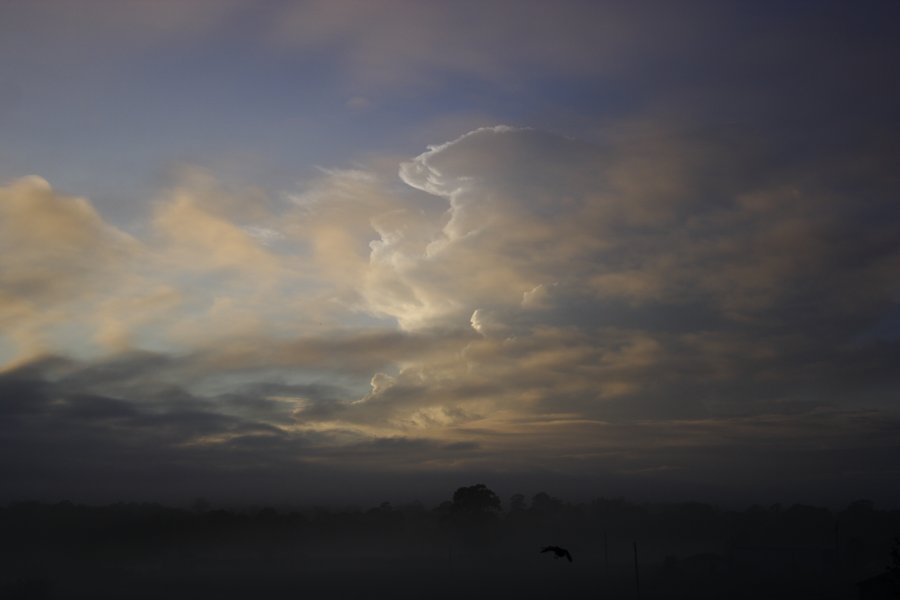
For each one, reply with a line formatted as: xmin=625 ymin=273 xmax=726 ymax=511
xmin=541 ymin=545 xmax=573 ymax=562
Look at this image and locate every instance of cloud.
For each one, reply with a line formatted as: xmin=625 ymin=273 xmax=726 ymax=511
xmin=397 ymin=126 xmax=900 ymax=328
xmin=277 ymin=125 xmax=899 ymax=492
xmin=0 ymin=177 xmax=139 ymax=361
xmin=2 ymin=0 xmax=899 ymax=505
xmin=266 ymin=1 xmax=723 ymax=92
xmin=0 ymin=172 xmax=317 ymax=363
xmin=3 ymin=351 xmax=898 ymax=504
xmin=0 ymin=176 xmax=136 ymax=300
xmin=3 ymin=0 xmax=243 ymax=48
xmin=152 ymin=172 xmax=281 ymax=276
xmin=345 ymin=96 xmax=373 ymax=112
xmin=2 ymin=123 xmax=899 ymax=502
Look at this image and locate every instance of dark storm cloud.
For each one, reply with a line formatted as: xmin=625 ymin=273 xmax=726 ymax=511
xmin=0 ymin=357 xmax=302 ymax=501
xmin=0 ymin=354 xmax=481 ymax=503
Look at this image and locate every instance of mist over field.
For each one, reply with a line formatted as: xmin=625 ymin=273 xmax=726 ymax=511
xmin=4 ymin=487 xmax=899 ymax=599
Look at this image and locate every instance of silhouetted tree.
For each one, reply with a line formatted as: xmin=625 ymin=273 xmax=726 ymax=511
xmin=452 ymin=484 xmax=502 ymax=517
xmin=449 ymin=484 xmax=502 ymax=546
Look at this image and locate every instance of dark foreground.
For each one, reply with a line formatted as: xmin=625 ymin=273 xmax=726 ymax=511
xmin=2 ymin=496 xmax=898 ymax=599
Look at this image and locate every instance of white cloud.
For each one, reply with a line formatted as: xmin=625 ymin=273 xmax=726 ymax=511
xmin=0 ymin=176 xmax=139 ymax=361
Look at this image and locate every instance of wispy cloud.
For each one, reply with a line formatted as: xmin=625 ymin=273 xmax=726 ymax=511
xmin=2 ymin=121 xmax=899 ymax=501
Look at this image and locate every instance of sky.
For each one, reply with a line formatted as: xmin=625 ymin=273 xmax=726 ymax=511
xmin=1 ymin=0 xmax=899 ymax=507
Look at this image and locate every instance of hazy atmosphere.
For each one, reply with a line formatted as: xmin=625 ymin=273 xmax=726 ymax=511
xmin=2 ymin=0 xmax=900 ymax=510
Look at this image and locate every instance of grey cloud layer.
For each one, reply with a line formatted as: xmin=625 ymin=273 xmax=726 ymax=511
xmin=2 ymin=122 xmax=899 ymax=502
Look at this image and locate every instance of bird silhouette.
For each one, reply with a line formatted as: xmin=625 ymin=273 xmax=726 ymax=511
xmin=541 ymin=545 xmax=573 ymax=562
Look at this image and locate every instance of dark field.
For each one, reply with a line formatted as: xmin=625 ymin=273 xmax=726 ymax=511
xmin=2 ymin=494 xmax=898 ymax=599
